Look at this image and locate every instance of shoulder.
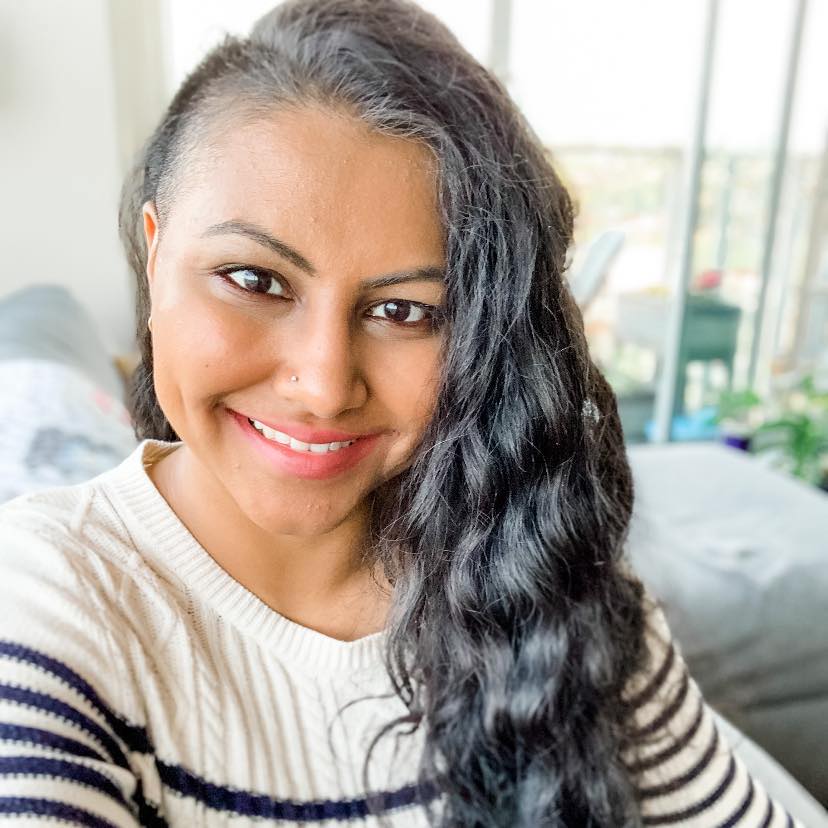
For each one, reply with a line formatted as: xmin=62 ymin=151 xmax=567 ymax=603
xmin=0 ymin=482 xmax=137 ymax=695
xmin=620 ymin=592 xmax=803 ymax=826
xmin=0 ymin=439 xmax=178 ymax=592
xmin=0 ymin=484 xmax=155 ymax=825
xmin=0 ymin=476 xmax=142 ymax=612
xmin=0 ymin=465 xmax=181 ymax=718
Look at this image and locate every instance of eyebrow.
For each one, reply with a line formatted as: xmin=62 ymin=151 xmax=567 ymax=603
xmin=202 ymin=220 xmax=316 ymax=274
xmin=201 ymin=219 xmax=445 ymax=290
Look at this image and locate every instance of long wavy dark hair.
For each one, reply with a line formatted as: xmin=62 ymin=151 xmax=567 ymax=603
xmin=120 ymin=1 xmax=656 ymax=824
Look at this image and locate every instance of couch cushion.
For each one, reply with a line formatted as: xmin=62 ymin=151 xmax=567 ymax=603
xmin=0 ymin=283 xmax=124 ymax=399
xmin=627 ymin=441 xmax=828 ymax=805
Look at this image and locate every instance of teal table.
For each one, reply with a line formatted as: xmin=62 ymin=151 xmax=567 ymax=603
xmin=616 ymin=291 xmax=742 ymax=417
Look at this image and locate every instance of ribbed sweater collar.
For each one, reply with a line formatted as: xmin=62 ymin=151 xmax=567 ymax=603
xmin=100 ymin=439 xmax=389 ymax=679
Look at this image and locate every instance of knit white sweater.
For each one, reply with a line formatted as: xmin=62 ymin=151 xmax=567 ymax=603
xmin=0 ymin=440 xmax=803 ymax=826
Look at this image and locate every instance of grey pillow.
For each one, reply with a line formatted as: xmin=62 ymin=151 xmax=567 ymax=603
xmin=0 ymin=284 xmax=124 ymax=399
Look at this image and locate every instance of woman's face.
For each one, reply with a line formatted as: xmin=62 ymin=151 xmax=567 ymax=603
xmin=143 ymin=105 xmax=446 ymax=537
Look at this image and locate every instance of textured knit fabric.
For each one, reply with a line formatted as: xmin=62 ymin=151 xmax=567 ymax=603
xmin=0 ymin=439 xmax=805 ymax=826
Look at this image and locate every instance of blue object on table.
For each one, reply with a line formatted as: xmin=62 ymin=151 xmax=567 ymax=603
xmin=644 ymin=405 xmax=719 ymax=442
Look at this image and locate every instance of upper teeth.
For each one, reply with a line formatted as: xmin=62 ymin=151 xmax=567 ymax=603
xmin=249 ymin=419 xmax=356 ymax=453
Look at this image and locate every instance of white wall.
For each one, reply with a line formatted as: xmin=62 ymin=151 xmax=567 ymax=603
xmin=2 ymin=0 xmax=491 ymax=356
xmin=0 ymin=0 xmax=164 ymax=354
xmin=162 ymin=0 xmax=493 ymax=97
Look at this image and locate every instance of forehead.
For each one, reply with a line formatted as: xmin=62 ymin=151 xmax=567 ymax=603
xmin=163 ymin=105 xmax=443 ymax=268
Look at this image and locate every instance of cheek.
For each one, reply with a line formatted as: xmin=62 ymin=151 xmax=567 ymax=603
xmin=151 ymin=292 xmax=269 ymax=418
xmin=372 ymin=340 xmax=442 ymax=438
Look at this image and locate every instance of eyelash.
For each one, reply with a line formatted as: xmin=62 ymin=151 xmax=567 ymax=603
xmin=215 ymin=265 xmax=445 ymax=330
xmin=217 ymin=266 xmax=288 ymax=299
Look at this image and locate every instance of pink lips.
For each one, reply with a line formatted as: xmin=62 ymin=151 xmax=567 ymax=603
xmin=238 ymin=415 xmax=367 ymax=444
xmin=228 ymin=410 xmax=382 ymax=480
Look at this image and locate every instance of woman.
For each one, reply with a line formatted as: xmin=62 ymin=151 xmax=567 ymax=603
xmin=0 ymin=1 xmax=805 ymax=825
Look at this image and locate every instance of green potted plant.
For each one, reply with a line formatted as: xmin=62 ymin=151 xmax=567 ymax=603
xmin=711 ymin=388 xmax=764 ymax=451
xmin=749 ymin=375 xmax=828 ymax=489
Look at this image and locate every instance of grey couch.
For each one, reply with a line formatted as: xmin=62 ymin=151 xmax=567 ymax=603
xmin=627 ymin=441 xmax=828 ymax=813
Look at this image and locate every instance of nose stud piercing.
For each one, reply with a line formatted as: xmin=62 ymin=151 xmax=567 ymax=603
xmin=290 ymin=375 xmax=298 ymax=383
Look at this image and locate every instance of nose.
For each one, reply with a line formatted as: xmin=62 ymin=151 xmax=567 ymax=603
xmin=277 ymin=302 xmax=368 ymax=419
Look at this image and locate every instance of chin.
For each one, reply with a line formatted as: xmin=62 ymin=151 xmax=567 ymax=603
xmin=240 ymin=492 xmax=364 ymax=539
xmin=262 ymin=515 xmax=349 ymax=538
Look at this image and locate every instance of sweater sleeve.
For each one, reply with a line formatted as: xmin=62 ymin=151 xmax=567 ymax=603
xmin=0 ymin=508 xmax=145 ymax=827
xmin=621 ymin=593 xmax=807 ymax=827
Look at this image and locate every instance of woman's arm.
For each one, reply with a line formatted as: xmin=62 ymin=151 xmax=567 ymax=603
xmin=0 ymin=511 xmax=146 ymax=826
xmin=621 ymin=593 xmax=819 ymax=827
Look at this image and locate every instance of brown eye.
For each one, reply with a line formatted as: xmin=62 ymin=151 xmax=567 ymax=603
xmin=368 ymin=300 xmax=427 ymax=324
xmin=224 ymin=267 xmax=286 ymax=297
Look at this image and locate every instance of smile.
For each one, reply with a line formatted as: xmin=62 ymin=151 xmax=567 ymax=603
xmin=247 ymin=418 xmax=357 ymax=454
xmin=229 ymin=410 xmax=380 ymax=481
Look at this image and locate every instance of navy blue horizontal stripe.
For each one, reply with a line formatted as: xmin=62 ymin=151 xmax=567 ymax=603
xmin=133 ymin=778 xmax=170 ymax=828
xmin=158 ymin=759 xmax=438 ymax=822
xmin=630 ymin=667 xmax=691 ymax=740
xmin=717 ymin=775 xmax=754 ymax=827
xmin=0 ymin=682 xmax=128 ymax=769
xmin=642 ymin=754 xmax=737 ymax=825
xmin=0 ymin=729 xmax=166 ymax=828
xmin=0 ymin=639 xmax=151 ymax=754
xmin=624 ymin=642 xmax=676 ymax=712
xmin=626 ymin=696 xmax=706 ymax=775
xmin=0 ymin=716 xmax=167 ymax=825
xmin=365 ymin=780 xmax=439 ymax=816
xmin=0 ymin=721 xmax=108 ymax=762
xmin=0 ymin=796 xmax=118 ymax=827
xmin=1 ymin=640 xmax=439 ymax=823
xmin=0 ymin=755 xmax=128 ymax=810
xmin=636 ymin=725 xmax=719 ymax=798
xmin=759 ymin=799 xmax=775 ymax=828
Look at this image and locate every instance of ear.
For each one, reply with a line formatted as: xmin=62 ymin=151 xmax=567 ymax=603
xmin=142 ymin=201 xmax=160 ymax=290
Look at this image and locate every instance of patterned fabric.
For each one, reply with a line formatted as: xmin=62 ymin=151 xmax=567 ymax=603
xmin=0 ymin=440 xmax=811 ymax=826
xmin=0 ymin=360 xmax=136 ymax=503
